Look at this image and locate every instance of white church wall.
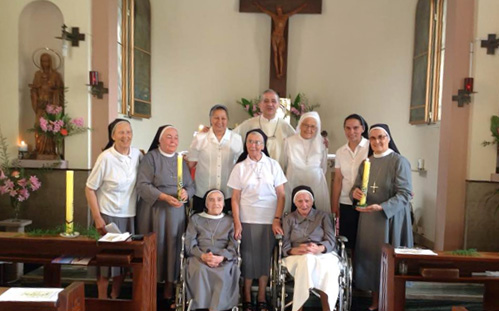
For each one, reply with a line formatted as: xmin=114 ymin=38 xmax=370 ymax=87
xmin=0 ymin=0 xmax=439 ymax=242
xmin=468 ymin=0 xmax=499 ymax=180
xmin=0 ymin=0 xmax=91 ymax=169
xmin=136 ymin=0 xmax=437 ymax=242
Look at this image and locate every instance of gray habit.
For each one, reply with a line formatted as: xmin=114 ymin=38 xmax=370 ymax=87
xmin=351 ymin=152 xmax=413 ymax=291
xmin=136 ymin=149 xmax=195 ymax=282
xmin=185 ymin=213 xmax=240 ymax=310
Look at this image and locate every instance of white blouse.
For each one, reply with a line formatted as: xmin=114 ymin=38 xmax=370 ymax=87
xmin=86 ymin=146 xmax=142 ymax=217
xmin=334 ymin=137 xmax=369 ymax=205
xmin=187 ymin=128 xmax=243 ymax=198
xmin=227 ymin=153 xmax=287 ymax=224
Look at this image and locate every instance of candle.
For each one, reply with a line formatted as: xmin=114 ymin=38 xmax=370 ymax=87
xmin=19 ymin=141 xmax=28 ymax=152
xmin=198 ymin=124 xmax=204 ymax=132
xmin=66 ymin=170 xmax=74 ymax=234
xmin=177 ymin=154 xmax=183 ymax=200
xmin=358 ymin=159 xmax=370 ymax=207
xmin=89 ymin=71 xmax=99 ymax=86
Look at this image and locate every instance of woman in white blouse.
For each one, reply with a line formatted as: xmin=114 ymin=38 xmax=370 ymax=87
xmin=187 ymin=105 xmax=243 ymax=213
xmin=85 ymin=119 xmax=142 ymax=299
xmin=228 ymin=129 xmax=287 ymax=311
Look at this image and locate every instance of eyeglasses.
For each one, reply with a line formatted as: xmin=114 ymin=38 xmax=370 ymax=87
xmin=369 ymin=135 xmax=388 ymax=142
xmin=247 ymin=139 xmax=264 ymax=146
xmin=301 ymin=124 xmax=317 ymax=130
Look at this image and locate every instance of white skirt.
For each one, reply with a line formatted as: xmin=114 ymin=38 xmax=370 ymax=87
xmin=283 ymin=253 xmax=340 ymax=311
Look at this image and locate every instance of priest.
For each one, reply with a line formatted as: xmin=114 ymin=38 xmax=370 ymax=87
xmin=234 ymin=89 xmax=295 ymax=168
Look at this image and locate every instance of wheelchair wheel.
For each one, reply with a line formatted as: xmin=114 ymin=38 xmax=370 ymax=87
xmin=339 ymin=257 xmax=352 ymax=311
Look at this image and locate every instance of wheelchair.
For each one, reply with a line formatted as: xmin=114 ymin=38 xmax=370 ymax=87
xmin=174 ymin=233 xmax=242 ymax=311
xmin=270 ymin=215 xmax=353 ymax=311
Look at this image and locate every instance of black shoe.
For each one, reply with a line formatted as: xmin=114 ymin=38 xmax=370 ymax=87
xmin=257 ymin=301 xmax=270 ymax=311
xmin=243 ymin=301 xmax=254 ymax=311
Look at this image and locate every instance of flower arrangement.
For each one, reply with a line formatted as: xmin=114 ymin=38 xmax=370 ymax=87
xmin=0 ymin=129 xmax=41 ymax=219
xmin=237 ymin=97 xmax=261 ymax=117
xmin=29 ymin=104 xmax=89 ymax=156
xmin=237 ymin=93 xmax=320 ymax=122
xmin=288 ymin=93 xmax=320 ymax=122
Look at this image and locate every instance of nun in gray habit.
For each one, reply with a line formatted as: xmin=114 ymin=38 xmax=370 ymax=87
xmin=185 ymin=190 xmax=240 ymax=311
xmin=136 ymin=125 xmax=195 ymax=300
xmin=351 ymin=123 xmax=413 ymax=311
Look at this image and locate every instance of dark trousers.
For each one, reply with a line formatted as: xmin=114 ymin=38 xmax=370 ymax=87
xmin=339 ymin=203 xmax=360 ymax=250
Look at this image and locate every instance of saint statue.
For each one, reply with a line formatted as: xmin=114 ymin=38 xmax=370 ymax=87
xmin=30 ymin=52 xmax=63 ymax=156
xmin=253 ymin=1 xmax=308 ymax=79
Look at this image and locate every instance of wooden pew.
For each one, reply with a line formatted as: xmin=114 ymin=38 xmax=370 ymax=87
xmin=0 ymin=232 xmax=156 ymax=311
xmin=0 ymin=281 xmax=85 ymax=311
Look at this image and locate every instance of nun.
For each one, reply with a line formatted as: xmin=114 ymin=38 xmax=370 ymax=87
xmin=283 ymin=111 xmax=330 ymax=213
xmin=185 ymin=189 xmax=240 ymax=311
xmin=136 ymin=125 xmax=195 ymax=305
xmin=351 ymin=123 xmax=413 ymax=311
xmin=85 ymin=118 xmax=142 ymax=299
xmin=282 ymin=185 xmax=339 ymax=311
xmin=227 ymin=129 xmax=287 ymax=311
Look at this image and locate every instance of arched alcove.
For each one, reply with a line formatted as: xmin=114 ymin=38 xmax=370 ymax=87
xmin=18 ymin=0 xmax=64 ymax=150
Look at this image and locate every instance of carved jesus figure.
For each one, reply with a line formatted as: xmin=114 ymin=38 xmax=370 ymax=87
xmin=253 ymin=1 xmax=307 ymax=79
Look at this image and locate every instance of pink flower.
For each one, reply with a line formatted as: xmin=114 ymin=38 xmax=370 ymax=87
xmin=51 ymin=120 xmax=64 ymax=133
xmin=53 ymin=106 xmax=63 ymax=114
xmin=29 ymin=175 xmax=41 ymax=191
xmin=40 ymin=117 xmax=49 ymax=132
xmin=300 ymin=104 xmax=306 ymax=113
xmin=18 ymin=188 xmax=29 ymax=201
xmin=244 ymin=105 xmax=250 ymax=112
xmin=0 ymin=184 xmax=8 ymax=195
xmin=4 ymin=179 xmax=14 ymax=190
xmin=71 ymin=117 xmax=84 ymax=127
xmin=46 ymin=105 xmax=62 ymax=115
xmin=0 ymin=170 xmax=5 ymax=180
xmin=17 ymin=178 xmax=27 ymax=187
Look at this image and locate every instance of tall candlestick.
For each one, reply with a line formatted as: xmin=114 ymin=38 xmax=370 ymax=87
xmin=358 ymin=159 xmax=370 ymax=207
xmin=66 ymin=170 xmax=74 ymax=233
xmin=177 ymin=154 xmax=183 ymax=200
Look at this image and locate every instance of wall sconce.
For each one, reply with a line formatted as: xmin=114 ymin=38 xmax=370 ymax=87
xmin=87 ymin=71 xmax=108 ymax=99
xmin=452 ymin=77 xmax=476 ymax=107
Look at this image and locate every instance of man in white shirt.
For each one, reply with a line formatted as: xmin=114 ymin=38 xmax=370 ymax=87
xmin=234 ymin=89 xmax=295 ymax=168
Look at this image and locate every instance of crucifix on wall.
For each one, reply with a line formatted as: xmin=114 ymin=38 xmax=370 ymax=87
xmin=240 ymin=0 xmax=322 ymax=97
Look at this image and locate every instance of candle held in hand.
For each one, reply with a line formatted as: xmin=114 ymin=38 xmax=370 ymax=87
xmin=177 ymin=153 xmax=183 ymax=200
xmin=358 ymin=159 xmax=370 ymax=207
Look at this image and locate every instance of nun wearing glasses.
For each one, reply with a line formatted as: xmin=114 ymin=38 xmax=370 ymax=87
xmin=351 ymin=123 xmax=413 ymax=311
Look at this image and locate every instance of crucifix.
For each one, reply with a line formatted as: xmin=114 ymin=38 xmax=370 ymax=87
xmin=370 ymin=182 xmax=379 ymax=194
xmin=240 ymin=0 xmax=322 ymax=97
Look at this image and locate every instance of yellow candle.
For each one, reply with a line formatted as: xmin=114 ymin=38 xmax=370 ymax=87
xmin=66 ymin=170 xmax=74 ymax=233
xmin=359 ymin=159 xmax=370 ymax=207
xmin=177 ymin=154 xmax=183 ymax=200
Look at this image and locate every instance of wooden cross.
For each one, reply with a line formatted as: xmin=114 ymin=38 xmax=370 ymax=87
xmin=480 ymin=34 xmax=499 ymax=55
xmin=240 ymin=0 xmax=322 ymax=97
xmin=57 ymin=24 xmax=86 ymax=47
xmin=452 ymin=89 xmax=471 ymax=107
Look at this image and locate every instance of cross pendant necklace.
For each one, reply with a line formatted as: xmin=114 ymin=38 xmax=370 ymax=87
xmin=370 ymin=182 xmax=379 ymax=194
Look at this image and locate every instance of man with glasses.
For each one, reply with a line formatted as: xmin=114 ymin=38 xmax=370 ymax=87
xmin=234 ymin=89 xmax=295 ymax=168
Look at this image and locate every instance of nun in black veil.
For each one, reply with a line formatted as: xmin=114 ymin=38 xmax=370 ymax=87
xmin=350 ymin=123 xmax=413 ymax=311
xmin=136 ymin=125 xmax=195 ymax=304
xmin=86 ymin=118 xmax=142 ymax=299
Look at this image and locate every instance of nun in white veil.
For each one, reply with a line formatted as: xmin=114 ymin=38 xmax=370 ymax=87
xmin=283 ymin=112 xmax=330 ymax=213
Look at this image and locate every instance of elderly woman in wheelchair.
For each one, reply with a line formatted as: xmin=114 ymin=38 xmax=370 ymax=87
xmin=281 ymin=186 xmax=340 ymax=311
xmin=184 ymin=189 xmax=240 ymax=311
